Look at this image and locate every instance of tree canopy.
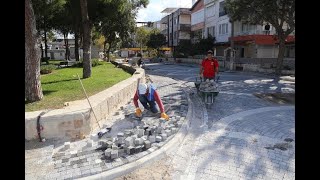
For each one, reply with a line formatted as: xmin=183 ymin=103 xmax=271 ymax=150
xmin=225 ymin=0 xmax=295 ymax=75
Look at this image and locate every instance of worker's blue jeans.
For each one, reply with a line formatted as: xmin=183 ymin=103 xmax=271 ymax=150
xmin=138 ymin=94 xmax=158 ymax=113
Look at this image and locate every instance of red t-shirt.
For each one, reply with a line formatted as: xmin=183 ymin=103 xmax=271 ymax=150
xmin=201 ymin=58 xmax=219 ymax=78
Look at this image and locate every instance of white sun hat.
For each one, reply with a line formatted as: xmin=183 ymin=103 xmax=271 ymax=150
xmin=138 ymin=83 xmax=148 ymax=94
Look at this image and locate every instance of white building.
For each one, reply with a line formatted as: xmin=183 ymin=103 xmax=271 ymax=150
xmin=203 ymin=0 xmax=231 ymax=55
xmin=46 ymin=38 xmax=100 ymax=60
xmin=160 ymin=8 xmax=191 ymax=49
xmin=190 ymin=0 xmax=205 ymax=43
xmin=231 ymin=21 xmax=295 ymax=59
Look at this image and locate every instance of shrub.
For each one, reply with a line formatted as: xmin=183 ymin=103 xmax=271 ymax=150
xmin=71 ymin=62 xmax=83 ymax=67
xmin=71 ymin=59 xmax=102 ymax=67
xmin=92 ymin=59 xmax=102 ymax=67
xmin=41 ymin=57 xmax=50 ymax=64
xmin=40 ymin=64 xmax=56 ymax=74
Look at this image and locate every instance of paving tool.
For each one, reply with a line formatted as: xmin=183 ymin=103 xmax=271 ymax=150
xmin=132 ymin=77 xmax=142 ymax=121
xmin=76 ymin=74 xmax=111 ymax=138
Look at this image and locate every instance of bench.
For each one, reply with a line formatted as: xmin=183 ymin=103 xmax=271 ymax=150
xmin=58 ymin=61 xmax=68 ymax=68
xmin=58 ymin=61 xmax=73 ymax=68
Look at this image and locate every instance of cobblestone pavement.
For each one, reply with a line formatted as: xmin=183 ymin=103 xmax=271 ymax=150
xmin=25 ymin=62 xmax=295 ymax=180
xmin=119 ymin=62 xmax=295 ymax=180
xmin=25 ymin=72 xmax=188 ymax=180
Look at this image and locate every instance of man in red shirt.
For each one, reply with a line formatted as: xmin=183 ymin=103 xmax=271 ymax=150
xmin=200 ymin=50 xmax=219 ymax=81
xmin=133 ymin=83 xmax=169 ymax=120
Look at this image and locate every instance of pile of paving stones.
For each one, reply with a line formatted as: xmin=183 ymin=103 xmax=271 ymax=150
xmin=48 ymin=91 xmax=188 ymax=179
xmin=199 ymin=80 xmax=218 ymax=92
xmin=92 ymin=115 xmax=185 ymax=160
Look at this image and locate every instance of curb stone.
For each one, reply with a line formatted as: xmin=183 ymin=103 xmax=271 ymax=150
xmin=76 ymin=80 xmax=194 ymax=180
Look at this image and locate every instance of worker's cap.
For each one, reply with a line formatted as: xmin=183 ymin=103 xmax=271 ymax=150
xmin=207 ymin=50 xmax=213 ymax=54
xmin=138 ymin=83 xmax=148 ymax=94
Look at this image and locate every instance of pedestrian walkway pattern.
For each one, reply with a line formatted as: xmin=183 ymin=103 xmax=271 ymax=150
xmin=127 ymin=64 xmax=295 ymax=180
xmin=26 ymin=63 xmax=295 ymax=180
xmin=25 ymin=75 xmax=188 ymax=180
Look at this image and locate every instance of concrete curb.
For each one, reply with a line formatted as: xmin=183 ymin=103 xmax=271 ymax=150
xmin=76 ymin=83 xmax=194 ymax=180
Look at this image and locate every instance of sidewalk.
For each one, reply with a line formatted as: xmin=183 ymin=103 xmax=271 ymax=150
xmin=117 ymin=73 xmax=295 ymax=180
xmin=25 ymin=74 xmax=188 ymax=180
xmin=25 ymin=65 xmax=295 ymax=180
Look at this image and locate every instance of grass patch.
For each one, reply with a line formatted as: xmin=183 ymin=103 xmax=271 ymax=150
xmin=25 ymin=62 xmax=131 ymax=112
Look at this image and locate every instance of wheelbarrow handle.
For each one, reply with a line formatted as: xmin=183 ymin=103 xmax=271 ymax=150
xmin=215 ymin=76 xmax=220 ymax=83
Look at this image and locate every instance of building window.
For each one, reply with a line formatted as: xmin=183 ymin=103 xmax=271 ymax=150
xmin=207 ymin=26 xmax=215 ymax=37
xmin=174 ymin=31 xmax=177 ymax=39
xmin=219 ymin=23 xmax=228 ymax=35
xmin=174 ymin=17 xmax=178 ymax=25
xmin=219 ymin=1 xmax=227 ymax=17
xmin=202 ymin=29 xmax=205 ymax=38
xmin=206 ymin=5 xmax=215 ymax=18
xmin=241 ymin=23 xmax=255 ymax=33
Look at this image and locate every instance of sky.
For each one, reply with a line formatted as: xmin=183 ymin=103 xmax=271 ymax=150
xmin=136 ymin=0 xmax=193 ymax=22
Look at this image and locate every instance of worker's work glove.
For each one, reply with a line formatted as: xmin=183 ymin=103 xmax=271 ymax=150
xmin=161 ymin=112 xmax=169 ymax=120
xmin=135 ymin=108 xmax=142 ymax=117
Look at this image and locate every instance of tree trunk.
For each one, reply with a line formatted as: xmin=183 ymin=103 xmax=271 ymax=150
xmin=64 ymin=33 xmax=70 ymax=60
xmin=44 ymin=16 xmax=48 ymax=59
xmin=107 ymin=42 xmax=111 ymax=62
xmin=80 ymin=0 xmax=92 ymax=78
xmin=75 ymin=30 xmax=80 ymax=61
xmin=66 ymin=38 xmax=70 ymax=60
xmin=64 ymin=33 xmax=67 ymax=60
xmin=40 ymin=43 xmax=44 ymax=59
xmin=103 ymin=40 xmax=107 ymax=61
xmin=25 ymin=0 xmax=43 ymax=102
xmin=140 ymin=41 xmax=143 ymax=56
xmin=275 ymin=37 xmax=286 ymax=76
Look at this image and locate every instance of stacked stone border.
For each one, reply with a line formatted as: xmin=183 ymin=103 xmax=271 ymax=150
xmin=25 ymin=63 xmax=145 ymax=140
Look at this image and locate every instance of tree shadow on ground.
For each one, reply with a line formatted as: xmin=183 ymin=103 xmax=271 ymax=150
xmin=41 ymin=78 xmax=78 ymax=85
xmin=254 ymin=93 xmax=295 ymax=105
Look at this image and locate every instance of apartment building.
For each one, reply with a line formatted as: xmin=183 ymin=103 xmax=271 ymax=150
xmin=230 ymin=21 xmax=295 ymax=59
xmin=160 ymin=8 xmax=191 ymax=51
xmin=190 ymin=0 xmax=205 ymax=44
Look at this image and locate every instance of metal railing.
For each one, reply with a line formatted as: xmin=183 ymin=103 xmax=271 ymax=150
xmin=234 ymin=29 xmax=277 ymax=36
xmin=179 ymin=24 xmax=191 ymax=31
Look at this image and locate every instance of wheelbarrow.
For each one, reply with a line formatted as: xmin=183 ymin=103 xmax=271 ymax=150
xmin=194 ymin=77 xmax=202 ymax=91
xmin=194 ymin=75 xmax=220 ymax=92
xmin=195 ymin=76 xmax=220 ymax=107
xmin=199 ymin=89 xmax=219 ymax=105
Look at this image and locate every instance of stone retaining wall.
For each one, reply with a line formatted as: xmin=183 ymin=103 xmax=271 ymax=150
xmin=25 ymin=64 xmax=145 ymax=140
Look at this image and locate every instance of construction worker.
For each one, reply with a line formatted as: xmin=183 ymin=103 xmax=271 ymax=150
xmin=200 ymin=50 xmax=219 ymax=81
xmin=133 ymin=83 xmax=169 ymax=120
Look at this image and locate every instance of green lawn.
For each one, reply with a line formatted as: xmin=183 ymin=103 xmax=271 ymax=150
xmin=25 ymin=62 xmax=131 ymax=112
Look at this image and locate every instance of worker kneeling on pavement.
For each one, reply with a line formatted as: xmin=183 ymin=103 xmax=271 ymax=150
xmin=133 ymin=83 xmax=169 ymax=120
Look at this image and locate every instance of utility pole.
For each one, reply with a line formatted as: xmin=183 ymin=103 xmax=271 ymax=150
xmin=230 ymin=21 xmax=234 ymax=71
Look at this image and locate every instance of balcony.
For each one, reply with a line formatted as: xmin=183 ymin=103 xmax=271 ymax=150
xmin=219 ymin=11 xmax=227 ymax=17
xmin=161 ymin=28 xmax=168 ymax=35
xmin=179 ymin=24 xmax=191 ymax=31
xmin=179 ymin=8 xmax=191 ymax=15
xmin=234 ymin=29 xmax=277 ymax=36
xmin=160 ymin=16 xmax=168 ymax=24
